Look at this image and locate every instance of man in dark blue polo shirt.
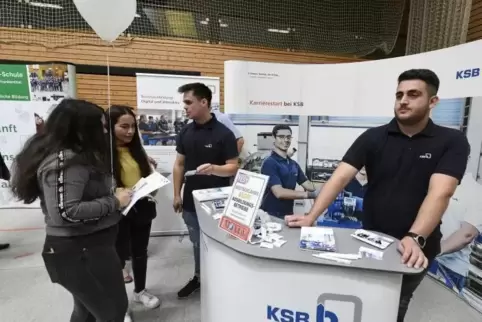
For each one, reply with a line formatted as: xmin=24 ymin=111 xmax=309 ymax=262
xmin=286 ymin=69 xmax=470 ymax=321
xmin=261 ymin=124 xmax=319 ymax=219
xmin=172 ymin=82 xmax=238 ymax=299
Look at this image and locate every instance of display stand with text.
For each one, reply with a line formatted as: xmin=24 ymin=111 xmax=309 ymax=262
xmin=194 ymin=189 xmax=421 ymax=322
xmin=0 ymin=63 xmax=76 ymax=208
xmin=224 ymin=40 xmax=482 ymax=315
xmin=135 ymin=73 xmax=221 ymax=237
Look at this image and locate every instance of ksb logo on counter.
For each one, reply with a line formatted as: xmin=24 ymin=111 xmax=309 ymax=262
xmin=267 ymin=294 xmax=363 ymax=322
xmin=266 ymin=304 xmax=338 ymax=322
xmin=456 ymin=67 xmax=480 ymax=80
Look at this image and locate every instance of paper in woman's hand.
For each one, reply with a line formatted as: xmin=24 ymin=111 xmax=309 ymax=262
xmin=184 ymin=170 xmax=197 ymax=177
xmin=122 ymin=172 xmax=171 ymax=215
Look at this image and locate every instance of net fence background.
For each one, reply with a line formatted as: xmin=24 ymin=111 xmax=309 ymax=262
xmin=1 ymin=0 xmax=406 ymax=57
xmin=406 ymin=0 xmax=472 ymax=54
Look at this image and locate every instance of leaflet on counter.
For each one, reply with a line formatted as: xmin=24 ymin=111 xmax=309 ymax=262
xmin=299 ymin=227 xmax=336 ymax=252
xmin=351 ymin=229 xmax=394 ymax=250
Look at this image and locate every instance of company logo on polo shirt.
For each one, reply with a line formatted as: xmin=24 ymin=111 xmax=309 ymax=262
xmin=419 ymin=153 xmax=432 ymax=159
xmin=237 ymin=173 xmax=250 ymax=184
xmin=456 ymin=68 xmax=480 ymax=80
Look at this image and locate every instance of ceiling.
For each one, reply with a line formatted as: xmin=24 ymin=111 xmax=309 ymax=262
xmin=1 ymin=0 xmax=408 ymax=58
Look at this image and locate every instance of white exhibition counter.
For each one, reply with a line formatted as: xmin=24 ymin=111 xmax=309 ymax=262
xmin=193 ymin=188 xmax=423 ymax=322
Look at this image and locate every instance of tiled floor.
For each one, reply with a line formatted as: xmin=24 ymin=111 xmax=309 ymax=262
xmin=1 ymin=208 xmax=481 ymax=322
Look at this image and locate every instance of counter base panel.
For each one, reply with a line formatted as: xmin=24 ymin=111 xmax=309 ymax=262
xmin=200 ymin=232 xmax=403 ymax=322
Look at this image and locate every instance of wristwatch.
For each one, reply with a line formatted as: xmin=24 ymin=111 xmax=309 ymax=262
xmin=406 ymin=232 xmax=426 ymax=249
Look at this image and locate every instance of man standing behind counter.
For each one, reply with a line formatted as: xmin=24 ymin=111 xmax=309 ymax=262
xmin=172 ymin=82 xmax=239 ymax=299
xmin=286 ymin=69 xmax=470 ymax=322
xmin=261 ymin=124 xmax=319 ymax=219
xmin=211 ymin=104 xmax=245 ymax=154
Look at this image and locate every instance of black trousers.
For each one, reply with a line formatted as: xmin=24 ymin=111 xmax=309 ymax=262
xmin=115 ymin=216 xmax=152 ymax=293
xmin=397 ymin=266 xmax=430 ymax=322
xmin=42 ymin=226 xmax=127 ymax=322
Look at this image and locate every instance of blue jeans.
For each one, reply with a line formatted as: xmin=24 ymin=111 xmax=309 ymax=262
xmin=182 ymin=210 xmax=200 ymax=276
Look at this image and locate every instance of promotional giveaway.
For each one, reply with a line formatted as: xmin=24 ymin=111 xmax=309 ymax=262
xmin=224 ymin=40 xmax=482 ymax=316
xmin=0 ymin=63 xmax=75 ymax=208
xmin=135 ymin=73 xmax=220 ymax=177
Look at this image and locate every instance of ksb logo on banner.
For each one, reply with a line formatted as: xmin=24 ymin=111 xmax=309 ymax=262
xmin=456 ymin=68 xmax=480 ymax=80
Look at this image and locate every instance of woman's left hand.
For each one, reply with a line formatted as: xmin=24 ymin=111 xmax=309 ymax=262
xmin=148 ymin=156 xmax=157 ymax=168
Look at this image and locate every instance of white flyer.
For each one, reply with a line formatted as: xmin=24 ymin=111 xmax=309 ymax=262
xmin=351 ymin=229 xmax=394 ymax=250
xmin=122 ymin=171 xmax=170 ymax=215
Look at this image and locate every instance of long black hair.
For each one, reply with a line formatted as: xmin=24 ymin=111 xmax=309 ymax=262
xmin=11 ymin=99 xmax=109 ymax=204
xmin=105 ymin=105 xmax=151 ymax=188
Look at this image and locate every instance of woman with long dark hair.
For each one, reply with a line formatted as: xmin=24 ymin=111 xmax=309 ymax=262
xmin=0 ymin=150 xmax=11 ymax=251
xmin=105 ymin=105 xmax=160 ymax=310
xmin=10 ymin=99 xmax=132 ymax=322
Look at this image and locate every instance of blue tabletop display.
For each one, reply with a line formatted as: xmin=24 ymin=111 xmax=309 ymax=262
xmin=316 ymin=178 xmax=366 ymax=229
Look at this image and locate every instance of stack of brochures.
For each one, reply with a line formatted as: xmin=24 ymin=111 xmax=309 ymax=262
xmin=299 ymin=227 xmax=336 ymax=252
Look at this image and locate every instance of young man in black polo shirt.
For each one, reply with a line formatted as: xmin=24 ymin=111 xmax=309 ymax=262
xmin=286 ymin=69 xmax=470 ymax=321
xmin=173 ymin=82 xmax=239 ymax=298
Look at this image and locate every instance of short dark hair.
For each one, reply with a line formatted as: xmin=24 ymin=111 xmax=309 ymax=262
xmin=272 ymin=124 xmax=292 ymax=137
xmin=397 ymin=69 xmax=440 ymax=96
xmin=178 ymin=82 xmax=212 ymax=107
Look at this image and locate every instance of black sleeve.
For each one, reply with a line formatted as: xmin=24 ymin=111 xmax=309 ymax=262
xmin=434 ymin=132 xmax=470 ymax=183
xmin=341 ymin=129 xmax=373 ymax=170
xmin=222 ymin=130 xmax=239 ymax=161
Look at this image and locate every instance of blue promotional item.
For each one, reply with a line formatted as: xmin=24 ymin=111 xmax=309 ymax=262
xmin=316 ymin=191 xmax=363 ymax=229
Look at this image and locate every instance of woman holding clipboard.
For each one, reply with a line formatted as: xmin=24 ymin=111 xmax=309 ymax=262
xmin=105 ymin=105 xmax=160 ymax=318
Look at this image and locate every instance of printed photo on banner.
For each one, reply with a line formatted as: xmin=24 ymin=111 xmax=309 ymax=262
xmin=28 ymin=63 xmax=71 ymax=102
xmin=231 ymin=114 xmax=300 ymax=172
xmin=427 ymin=173 xmax=482 ymax=313
xmin=0 ymin=63 xmax=75 ymax=209
xmin=135 ymin=73 xmax=220 ymax=177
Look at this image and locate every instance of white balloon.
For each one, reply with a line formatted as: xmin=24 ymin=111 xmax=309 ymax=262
xmin=73 ymin=0 xmax=137 ymax=42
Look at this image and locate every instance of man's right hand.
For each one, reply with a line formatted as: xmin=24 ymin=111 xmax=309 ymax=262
xmin=173 ymin=195 xmax=183 ymax=213
xmin=285 ymin=214 xmax=316 ymax=227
